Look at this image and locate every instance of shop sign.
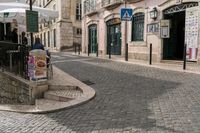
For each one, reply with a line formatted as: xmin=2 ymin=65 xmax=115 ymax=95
xmin=147 ymin=23 xmax=159 ymax=33
xmin=160 ymin=20 xmax=170 ymax=38
xmin=28 ymin=50 xmax=47 ymax=81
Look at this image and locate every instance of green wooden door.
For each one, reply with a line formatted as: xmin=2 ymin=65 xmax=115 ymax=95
xmin=107 ymin=24 xmax=121 ymax=55
xmin=89 ymin=25 xmax=97 ymax=53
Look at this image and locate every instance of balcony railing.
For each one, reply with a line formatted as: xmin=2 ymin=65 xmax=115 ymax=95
xmin=101 ymin=0 xmax=123 ymax=7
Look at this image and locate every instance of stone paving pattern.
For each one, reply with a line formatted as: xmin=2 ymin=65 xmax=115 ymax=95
xmin=1 ymin=53 xmax=200 ymax=132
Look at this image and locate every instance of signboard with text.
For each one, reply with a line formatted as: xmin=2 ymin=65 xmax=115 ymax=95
xmin=26 ymin=10 xmax=38 ymax=32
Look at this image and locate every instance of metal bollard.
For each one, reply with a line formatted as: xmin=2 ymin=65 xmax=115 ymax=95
xmin=109 ymin=44 xmax=111 ymax=59
xmin=78 ymin=45 xmax=80 ymax=55
xmin=125 ymin=43 xmax=128 ymax=61
xmin=75 ymin=44 xmax=77 ymax=54
xmin=88 ymin=44 xmax=90 ymax=56
xmin=96 ymin=43 xmax=98 ymax=57
xmin=183 ymin=44 xmax=187 ymax=70
xmin=149 ymin=43 xmax=152 ymax=65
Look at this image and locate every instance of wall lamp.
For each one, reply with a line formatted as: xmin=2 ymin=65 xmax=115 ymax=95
xmin=150 ymin=7 xmax=158 ymax=20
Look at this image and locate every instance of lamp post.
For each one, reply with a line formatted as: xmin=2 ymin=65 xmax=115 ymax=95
xmin=125 ymin=0 xmax=128 ymax=61
xmin=30 ymin=0 xmax=33 ymax=48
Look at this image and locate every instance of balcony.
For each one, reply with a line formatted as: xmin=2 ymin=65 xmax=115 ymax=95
xmin=101 ymin=0 xmax=123 ymax=10
xmin=127 ymin=0 xmax=143 ymax=3
xmin=84 ymin=1 xmax=101 ymax=16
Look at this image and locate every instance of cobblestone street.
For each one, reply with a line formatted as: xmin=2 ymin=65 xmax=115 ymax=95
xmin=1 ymin=53 xmax=200 ymax=133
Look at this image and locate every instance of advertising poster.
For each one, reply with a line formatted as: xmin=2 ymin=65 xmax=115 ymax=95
xmin=185 ymin=7 xmax=199 ymax=61
xmin=28 ymin=50 xmax=47 ymax=81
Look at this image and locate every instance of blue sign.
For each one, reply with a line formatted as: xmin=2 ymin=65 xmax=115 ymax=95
xmin=120 ymin=8 xmax=133 ymax=21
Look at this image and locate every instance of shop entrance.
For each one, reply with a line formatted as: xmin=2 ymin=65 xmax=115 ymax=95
xmin=107 ymin=18 xmax=121 ymax=55
xmin=163 ymin=2 xmax=198 ymax=60
xmin=163 ymin=11 xmax=185 ymax=60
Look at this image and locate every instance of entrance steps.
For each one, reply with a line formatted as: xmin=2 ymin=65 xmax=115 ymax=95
xmin=44 ymin=85 xmax=83 ymax=102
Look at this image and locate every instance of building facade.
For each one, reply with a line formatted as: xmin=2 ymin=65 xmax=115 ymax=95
xmin=82 ymin=0 xmax=200 ymax=63
xmin=30 ymin=0 xmax=82 ymax=51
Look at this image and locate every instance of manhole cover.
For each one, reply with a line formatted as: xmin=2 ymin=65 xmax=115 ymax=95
xmin=82 ymin=80 xmax=95 ymax=85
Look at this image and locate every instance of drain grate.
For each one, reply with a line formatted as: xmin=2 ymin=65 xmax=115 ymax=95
xmin=82 ymin=80 xmax=95 ymax=85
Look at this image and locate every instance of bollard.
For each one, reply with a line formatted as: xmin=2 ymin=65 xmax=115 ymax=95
xmin=125 ymin=43 xmax=128 ymax=61
xmin=88 ymin=44 xmax=90 ymax=56
xmin=149 ymin=43 xmax=152 ymax=65
xmin=96 ymin=43 xmax=98 ymax=57
xmin=109 ymin=44 xmax=111 ymax=59
xmin=75 ymin=44 xmax=77 ymax=54
xmin=78 ymin=45 xmax=80 ymax=55
xmin=183 ymin=44 xmax=187 ymax=70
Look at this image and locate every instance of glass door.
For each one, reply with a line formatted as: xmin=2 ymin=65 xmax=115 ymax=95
xmin=89 ymin=25 xmax=97 ymax=53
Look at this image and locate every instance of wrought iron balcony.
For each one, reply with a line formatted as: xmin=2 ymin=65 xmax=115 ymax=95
xmin=101 ymin=0 xmax=123 ymax=10
xmin=83 ymin=0 xmax=101 ymax=16
xmin=126 ymin=0 xmax=143 ymax=3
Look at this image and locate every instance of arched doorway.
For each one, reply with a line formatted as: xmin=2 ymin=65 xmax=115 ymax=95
xmin=88 ymin=24 xmax=97 ymax=53
xmin=163 ymin=2 xmax=198 ymax=60
xmin=106 ymin=18 xmax=121 ymax=55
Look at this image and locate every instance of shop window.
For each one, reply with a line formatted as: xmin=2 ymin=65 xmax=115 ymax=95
xmin=132 ymin=12 xmax=144 ymax=41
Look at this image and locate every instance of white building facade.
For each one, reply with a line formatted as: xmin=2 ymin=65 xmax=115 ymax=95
xmin=82 ymin=0 xmax=200 ymax=63
xmin=30 ymin=0 xmax=82 ymax=51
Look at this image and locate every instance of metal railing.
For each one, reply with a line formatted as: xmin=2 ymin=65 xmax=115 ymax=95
xmin=0 ymin=41 xmax=31 ymax=80
xmin=101 ymin=0 xmax=123 ymax=7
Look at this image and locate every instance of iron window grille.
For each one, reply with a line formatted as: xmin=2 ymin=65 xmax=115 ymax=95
xmin=132 ymin=12 xmax=144 ymax=41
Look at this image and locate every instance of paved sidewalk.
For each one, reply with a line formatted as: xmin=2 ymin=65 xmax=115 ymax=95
xmin=0 ymin=66 xmax=95 ymax=113
xmin=70 ymin=52 xmax=200 ymax=75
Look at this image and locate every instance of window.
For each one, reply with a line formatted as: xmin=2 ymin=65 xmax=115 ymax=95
xmin=76 ymin=3 xmax=82 ymax=21
xmin=132 ymin=13 xmax=144 ymax=41
xmin=76 ymin=28 xmax=82 ymax=35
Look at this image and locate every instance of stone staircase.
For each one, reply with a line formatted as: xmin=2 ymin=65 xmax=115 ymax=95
xmin=44 ymin=85 xmax=83 ymax=102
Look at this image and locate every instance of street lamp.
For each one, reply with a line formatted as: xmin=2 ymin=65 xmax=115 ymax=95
xmin=150 ymin=7 xmax=158 ymax=20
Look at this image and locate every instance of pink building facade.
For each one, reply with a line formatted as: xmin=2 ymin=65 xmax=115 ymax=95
xmin=82 ymin=0 xmax=200 ymax=63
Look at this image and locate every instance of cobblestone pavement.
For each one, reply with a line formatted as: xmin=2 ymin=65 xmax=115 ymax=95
xmin=1 ymin=53 xmax=200 ymax=133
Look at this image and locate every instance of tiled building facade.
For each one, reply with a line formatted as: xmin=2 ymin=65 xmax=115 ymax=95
xmin=82 ymin=0 xmax=200 ymax=63
xmin=30 ymin=0 xmax=82 ymax=51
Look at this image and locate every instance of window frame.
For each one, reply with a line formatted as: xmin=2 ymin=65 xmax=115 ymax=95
xmin=131 ymin=12 xmax=145 ymax=42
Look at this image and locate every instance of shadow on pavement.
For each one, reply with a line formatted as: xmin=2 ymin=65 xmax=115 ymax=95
xmin=46 ymin=60 xmax=183 ymax=132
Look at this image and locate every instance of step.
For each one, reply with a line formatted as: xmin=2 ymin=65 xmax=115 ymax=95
xmin=48 ymin=85 xmax=78 ymax=90
xmin=44 ymin=89 xmax=83 ymax=102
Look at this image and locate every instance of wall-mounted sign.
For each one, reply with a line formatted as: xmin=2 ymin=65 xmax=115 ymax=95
xmin=147 ymin=23 xmax=159 ymax=33
xmin=160 ymin=26 xmax=169 ymax=38
xmin=160 ymin=20 xmax=170 ymax=38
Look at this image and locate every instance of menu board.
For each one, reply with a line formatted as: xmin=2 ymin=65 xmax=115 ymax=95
xmin=26 ymin=10 xmax=39 ymax=32
xmin=28 ymin=50 xmax=47 ymax=81
xmin=185 ymin=7 xmax=199 ymax=61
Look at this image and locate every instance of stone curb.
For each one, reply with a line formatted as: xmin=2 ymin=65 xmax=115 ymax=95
xmin=70 ymin=52 xmax=200 ymax=75
xmin=0 ymin=66 xmax=96 ymax=114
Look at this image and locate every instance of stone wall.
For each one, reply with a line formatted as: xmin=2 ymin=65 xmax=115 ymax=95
xmin=0 ymin=71 xmax=33 ymax=105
